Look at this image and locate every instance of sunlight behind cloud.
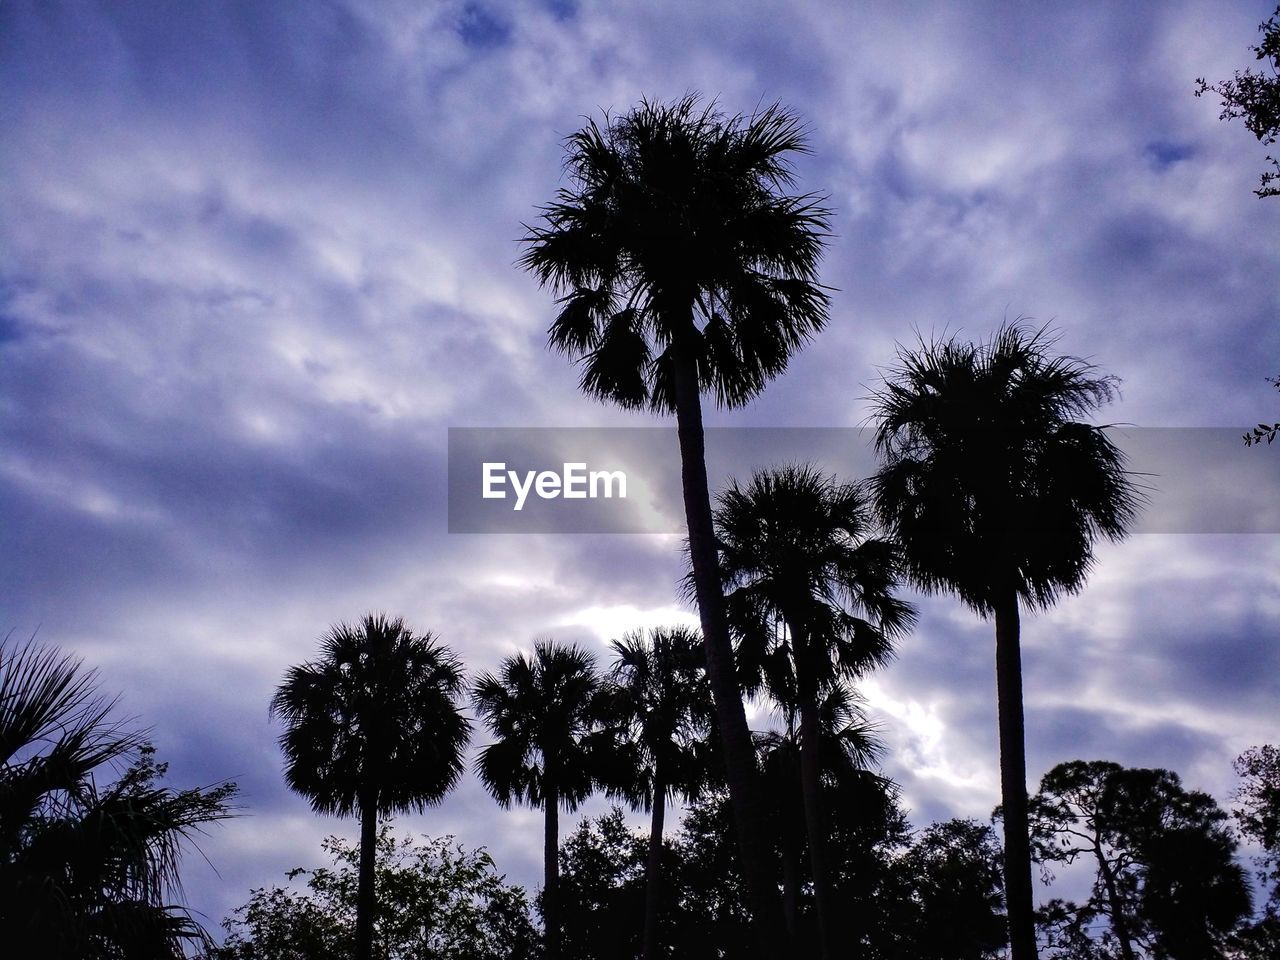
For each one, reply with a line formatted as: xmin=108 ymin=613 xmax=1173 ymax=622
xmin=554 ymin=603 xmax=701 ymax=647
xmin=860 ymin=678 xmax=992 ymax=793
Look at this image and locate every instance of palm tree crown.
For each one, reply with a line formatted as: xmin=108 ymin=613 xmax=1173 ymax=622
xmin=607 ymin=626 xmax=714 ymax=812
xmin=471 ymin=639 xmax=606 ymax=812
xmin=756 ymin=683 xmax=887 ymax=800
xmin=716 ymin=463 xmax=915 ymax=697
xmin=520 ymin=94 xmax=832 ymax=412
xmin=869 ymin=324 xmax=1140 ymax=612
xmin=271 ymin=614 xmax=471 ymax=818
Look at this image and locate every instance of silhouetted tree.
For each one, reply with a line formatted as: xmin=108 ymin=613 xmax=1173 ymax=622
xmin=215 ymin=825 xmax=537 ymax=960
xmin=557 ymin=809 xmax=648 ymax=960
xmin=271 ymin=614 xmax=471 ymax=960
xmin=472 ymin=640 xmax=607 ymax=960
xmin=715 ymin=463 xmax=914 ymax=957
xmin=559 ymin=783 xmax=900 ymax=960
xmin=1230 ymin=745 xmax=1280 ymax=955
xmin=893 ymin=819 xmax=1007 ymax=960
xmin=871 ymin=325 xmax=1140 ymax=960
xmin=1029 ymin=760 xmax=1251 ymax=960
xmin=607 ymin=627 xmax=714 ymax=960
xmin=753 ymin=682 xmax=889 ymax=946
xmin=671 ymin=790 xmax=759 ymax=959
xmin=0 ymin=636 xmax=236 ymax=958
xmin=520 ymin=94 xmax=832 ymax=958
xmin=1196 ymin=5 xmax=1280 ymax=198
xmin=556 ymin=782 xmax=1005 ymax=958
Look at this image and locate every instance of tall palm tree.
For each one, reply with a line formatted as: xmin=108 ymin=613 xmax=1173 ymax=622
xmin=271 ymin=614 xmax=470 ymax=960
xmin=714 ymin=464 xmax=915 ymax=960
xmin=869 ymin=324 xmax=1140 ymax=960
xmin=0 ymin=635 xmax=236 ymax=958
xmin=519 ymin=95 xmax=831 ymax=956
xmin=472 ymin=639 xmax=607 ymax=960
xmin=607 ymin=626 xmax=714 ymax=960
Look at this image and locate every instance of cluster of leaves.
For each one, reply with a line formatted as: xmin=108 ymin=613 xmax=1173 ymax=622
xmin=1196 ymin=5 xmax=1280 ymax=197
xmin=1230 ymin=745 xmax=1280 ymax=955
xmin=214 ymin=826 xmax=538 ymax=960
xmin=1242 ymin=376 xmax=1280 ymax=447
xmin=0 ymin=637 xmax=236 ymax=959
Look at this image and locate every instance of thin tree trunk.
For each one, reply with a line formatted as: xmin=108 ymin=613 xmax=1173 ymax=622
xmin=1095 ymin=840 xmax=1137 ymax=960
xmin=544 ymin=784 xmax=560 ymax=960
xmin=642 ymin=776 xmax=666 ymax=960
xmin=672 ymin=345 xmax=787 ymax=960
xmin=779 ymin=711 xmax=802 ymax=940
xmin=780 ymin=808 xmax=802 ymax=940
xmin=995 ymin=589 xmax=1038 ymax=960
xmin=356 ymin=793 xmax=377 ymax=960
xmin=798 ymin=684 xmax=835 ymax=960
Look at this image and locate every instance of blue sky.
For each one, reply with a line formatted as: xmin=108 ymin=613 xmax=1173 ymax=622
xmin=2 ymin=0 xmax=1278 ymax=933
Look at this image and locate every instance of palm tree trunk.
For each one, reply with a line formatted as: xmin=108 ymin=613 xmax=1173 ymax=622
xmin=642 ymin=777 xmax=666 ymax=960
xmin=544 ymin=784 xmax=561 ymax=960
xmin=995 ymin=589 xmax=1038 ymax=960
xmin=672 ymin=344 xmax=787 ymax=960
xmin=798 ymin=686 xmax=835 ymax=960
xmin=780 ymin=809 xmax=802 ymax=940
xmin=356 ymin=793 xmax=377 ymax=960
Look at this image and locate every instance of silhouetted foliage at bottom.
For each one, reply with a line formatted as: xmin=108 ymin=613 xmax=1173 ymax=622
xmin=890 ymin=819 xmax=1008 ymax=960
xmin=0 ymin=637 xmax=238 ymax=959
xmin=1229 ymin=745 xmax=1280 ymax=957
xmin=556 ymin=791 xmax=1006 ymax=960
xmin=1030 ymin=760 xmax=1252 ymax=960
xmin=214 ymin=826 xmax=538 ymax=960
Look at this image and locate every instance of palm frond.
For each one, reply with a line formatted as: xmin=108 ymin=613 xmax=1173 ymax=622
xmin=0 ymin=636 xmax=236 ymax=957
xmin=470 ymin=639 xmax=606 ymax=814
xmin=271 ymin=614 xmax=472 ymax=818
xmin=714 ymin=462 xmax=915 ymax=708
xmin=870 ymin=323 xmax=1143 ymax=612
xmin=521 ymin=94 xmax=832 ymax=413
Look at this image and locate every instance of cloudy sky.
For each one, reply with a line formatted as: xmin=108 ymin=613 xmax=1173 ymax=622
xmin=3 ymin=0 xmax=1278 ymax=933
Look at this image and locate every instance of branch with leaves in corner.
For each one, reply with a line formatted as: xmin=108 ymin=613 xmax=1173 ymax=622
xmin=1243 ymin=375 xmax=1280 ymax=446
xmin=1195 ymin=5 xmax=1280 ymax=198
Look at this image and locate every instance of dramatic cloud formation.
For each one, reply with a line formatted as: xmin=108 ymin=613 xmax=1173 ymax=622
xmin=2 ymin=0 xmax=1277 ymax=929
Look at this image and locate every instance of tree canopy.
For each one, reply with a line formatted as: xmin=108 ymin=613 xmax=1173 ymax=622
xmin=215 ymin=826 xmax=538 ymax=960
xmin=1196 ymin=5 xmax=1280 ymax=198
xmin=0 ymin=637 xmax=236 ymax=959
xmin=1030 ymin=760 xmax=1251 ymax=960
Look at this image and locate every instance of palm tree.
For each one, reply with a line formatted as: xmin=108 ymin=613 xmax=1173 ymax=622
xmin=607 ymin=626 xmax=714 ymax=960
xmin=472 ymin=639 xmax=608 ymax=960
xmin=869 ymin=324 xmax=1140 ymax=960
xmin=755 ymin=683 xmax=887 ymax=942
xmin=0 ymin=635 xmax=236 ymax=958
xmin=519 ymin=95 xmax=831 ymax=956
xmin=270 ymin=614 xmax=471 ymax=960
xmin=714 ymin=464 xmax=914 ymax=960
